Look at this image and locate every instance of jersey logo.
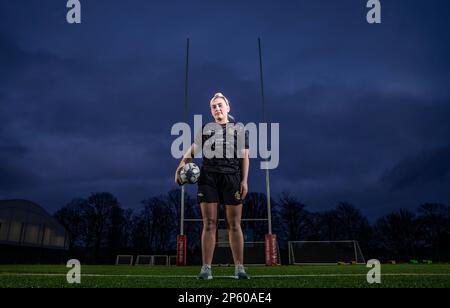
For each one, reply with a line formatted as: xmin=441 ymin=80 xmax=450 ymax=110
xmin=234 ymin=191 xmax=241 ymax=201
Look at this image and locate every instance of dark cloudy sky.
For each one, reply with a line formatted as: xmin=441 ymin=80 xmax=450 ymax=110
xmin=1 ymin=0 xmax=449 ymax=218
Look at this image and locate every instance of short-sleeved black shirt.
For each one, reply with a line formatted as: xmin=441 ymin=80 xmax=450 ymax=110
xmin=195 ymin=122 xmax=249 ymax=174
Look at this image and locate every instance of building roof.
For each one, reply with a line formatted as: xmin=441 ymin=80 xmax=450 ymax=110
xmin=0 ymin=199 xmax=68 ymax=249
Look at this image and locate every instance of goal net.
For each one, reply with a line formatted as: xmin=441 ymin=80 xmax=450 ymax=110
xmin=135 ymin=255 xmax=152 ymax=266
xmin=134 ymin=255 xmax=170 ymax=265
xmin=152 ymin=255 xmax=169 ymax=266
xmin=288 ymin=240 xmax=365 ymax=265
xmin=115 ymin=255 xmax=134 ymax=265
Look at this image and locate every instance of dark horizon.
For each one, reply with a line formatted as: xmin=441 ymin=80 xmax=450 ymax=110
xmin=1 ymin=0 xmax=449 ymax=219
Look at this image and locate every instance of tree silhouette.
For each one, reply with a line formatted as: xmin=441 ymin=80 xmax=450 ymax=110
xmin=53 ymin=190 xmax=450 ymax=263
xmin=417 ymin=203 xmax=450 ymax=261
xmin=277 ymin=192 xmax=313 ymax=243
xmin=242 ymin=192 xmax=273 ymax=241
xmin=54 ymin=198 xmax=90 ymax=251
xmin=141 ymin=196 xmax=176 ymax=253
xmin=373 ymin=209 xmax=418 ymax=260
xmin=87 ymin=192 xmax=121 ymax=260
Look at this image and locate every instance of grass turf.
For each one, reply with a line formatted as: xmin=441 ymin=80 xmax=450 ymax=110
xmin=0 ymin=264 xmax=449 ymax=288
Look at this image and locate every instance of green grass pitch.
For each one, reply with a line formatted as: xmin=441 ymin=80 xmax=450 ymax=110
xmin=0 ymin=264 xmax=449 ymax=288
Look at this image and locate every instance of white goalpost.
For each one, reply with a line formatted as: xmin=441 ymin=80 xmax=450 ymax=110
xmin=135 ymin=255 xmax=169 ymax=266
xmin=176 ymin=38 xmax=280 ymax=266
xmin=115 ymin=255 xmax=134 ymax=265
xmin=152 ymin=255 xmax=169 ymax=266
xmin=135 ymin=255 xmax=152 ymax=266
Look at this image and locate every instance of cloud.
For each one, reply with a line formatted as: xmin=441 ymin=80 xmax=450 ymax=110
xmin=0 ymin=143 xmax=39 ymax=191
xmin=1 ymin=0 xmax=450 ymax=216
xmin=382 ymin=144 xmax=450 ymax=191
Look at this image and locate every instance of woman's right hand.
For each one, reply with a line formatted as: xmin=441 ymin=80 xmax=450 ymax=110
xmin=175 ymin=162 xmax=185 ymax=185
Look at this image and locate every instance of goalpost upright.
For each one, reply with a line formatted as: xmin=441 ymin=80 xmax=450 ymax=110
xmin=258 ymin=38 xmax=279 ymax=266
xmin=176 ymin=38 xmax=190 ymax=266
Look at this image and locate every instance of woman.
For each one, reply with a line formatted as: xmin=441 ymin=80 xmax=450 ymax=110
xmin=175 ymin=92 xmax=250 ymax=280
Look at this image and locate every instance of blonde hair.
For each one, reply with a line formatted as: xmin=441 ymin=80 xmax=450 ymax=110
xmin=210 ymin=92 xmax=236 ymax=122
xmin=210 ymin=92 xmax=230 ymax=106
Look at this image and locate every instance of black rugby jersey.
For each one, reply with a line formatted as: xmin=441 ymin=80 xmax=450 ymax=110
xmin=194 ymin=122 xmax=249 ymax=174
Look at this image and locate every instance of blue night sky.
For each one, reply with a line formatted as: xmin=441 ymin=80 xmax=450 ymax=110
xmin=1 ymin=0 xmax=449 ymax=218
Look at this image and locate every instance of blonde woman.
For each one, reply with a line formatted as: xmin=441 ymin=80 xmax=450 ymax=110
xmin=175 ymin=92 xmax=250 ymax=279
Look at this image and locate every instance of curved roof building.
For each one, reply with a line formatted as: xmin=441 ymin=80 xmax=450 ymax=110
xmin=0 ymin=199 xmax=68 ymax=249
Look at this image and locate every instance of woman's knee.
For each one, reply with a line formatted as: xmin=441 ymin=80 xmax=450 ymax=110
xmin=203 ymin=218 xmax=217 ymax=232
xmin=227 ymin=221 xmax=241 ymax=233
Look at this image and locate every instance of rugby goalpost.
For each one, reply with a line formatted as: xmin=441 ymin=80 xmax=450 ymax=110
xmin=176 ymin=38 xmax=279 ymax=266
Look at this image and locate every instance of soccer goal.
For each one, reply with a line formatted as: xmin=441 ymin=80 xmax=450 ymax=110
xmin=135 ymin=255 xmax=152 ymax=266
xmin=151 ymin=255 xmax=169 ymax=266
xmin=288 ymin=240 xmax=366 ymax=265
xmin=169 ymin=255 xmax=177 ymax=266
xmin=115 ymin=255 xmax=134 ymax=265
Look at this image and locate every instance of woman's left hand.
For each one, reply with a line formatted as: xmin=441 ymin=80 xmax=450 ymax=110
xmin=240 ymin=181 xmax=248 ymax=200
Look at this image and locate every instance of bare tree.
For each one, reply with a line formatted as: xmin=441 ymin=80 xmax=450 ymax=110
xmin=242 ymin=192 xmax=273 ymax=241
xmin=87 ymin=192 xmax=121 ymax=259
xmin=141 ymin=196 xmax=176 ymax=253
xmin=373 ymin=209 xmax=418 ymax=260
xmin=417 ymin=203 xmax=450 ymax=261
xmin=54 ymin=198 xmax=90 ymax=250
xmin=277 ymin=192 xmax=313 ymax=242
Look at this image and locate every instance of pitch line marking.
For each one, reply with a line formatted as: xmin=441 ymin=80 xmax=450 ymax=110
xmin=1 ymin=273 xmax=450 ymax=278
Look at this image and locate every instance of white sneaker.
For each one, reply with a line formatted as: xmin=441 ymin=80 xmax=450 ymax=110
xmin=234 ymin=264 xmax=250 ymax=279
xmin=197 ymin=265 xmax=213 ymax=280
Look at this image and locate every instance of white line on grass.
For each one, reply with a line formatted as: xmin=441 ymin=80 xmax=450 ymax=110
xmin=1 ymin=273 xmax=450 ymax=278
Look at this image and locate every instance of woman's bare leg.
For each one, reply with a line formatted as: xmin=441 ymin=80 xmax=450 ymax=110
xmin=200 ymin=202 xmax=218 ymax=265
xmin=225 ymin=204 xmax=244 ymax=265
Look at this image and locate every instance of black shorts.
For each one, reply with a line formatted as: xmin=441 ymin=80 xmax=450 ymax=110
xmin=197 ymin=170 xmax=243 ymax=205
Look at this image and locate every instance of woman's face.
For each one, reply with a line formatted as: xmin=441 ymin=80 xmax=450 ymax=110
xmin=210 ymin=97 xmax=230 ymax=123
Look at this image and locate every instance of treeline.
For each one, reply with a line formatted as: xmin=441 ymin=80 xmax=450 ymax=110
xmin=54 ymin=191 xmax=450 ymax=264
